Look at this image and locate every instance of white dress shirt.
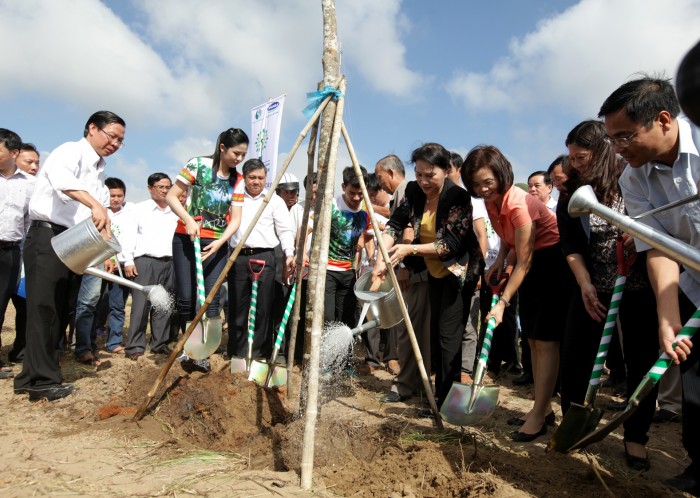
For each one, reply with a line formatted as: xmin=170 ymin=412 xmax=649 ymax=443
xmin=29 ymin=138 xmax=109 ymax=228
xmin=229 ymin=186 xmax=295 ymax=257
xmin=0 ymin=168 xmax=34 ymax=242
xmin=619 ymin=117 xmax=700 ymax=306
xmin=108 ymin=202 xmax=136 ymax=263
xmin=122 ymin=199 xmax=178 ymax=265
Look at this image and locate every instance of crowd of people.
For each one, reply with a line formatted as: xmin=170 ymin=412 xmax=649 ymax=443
xmin=0 ymin=74 xmax=698 ymax=495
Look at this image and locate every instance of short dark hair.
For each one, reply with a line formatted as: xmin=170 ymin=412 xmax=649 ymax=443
xmin=303 ymin=171 xmax=318 ymax=189
xmin=450 ymin=152 xmax=464 ymax=172
xmin=598 ymin=75 xmax=680 ymax=126
xmin=462 ymin=145 xmax=514 ymax=197
xmin=242 ymin=158 xmax=266 ymax=176
xmin=527 ymin=170 xmax=551 ymax=186
xmin=375 ymin=154 xmax=405 ymax=176
xmin=211 ymin=128 xmax=249 ymax=187
xmin=342 ymin=165 xmax=368 ymax=188
xmin=83 ymin=111 xmax=125 ymax=138
xmin=147 ymin=172 xmax=171 ymax=186
xmin=547 ymin=155 xmax=566 ymax=175
xmin=366 ymin=173 xmax=381 ymax=194
xmin=105 ymin=177 xmax=126 ymax=193
xmin=0 ymin=128 xmax=22 ymax=151
xmin=20 ymin=143 xmax=39 ymax=156
xmin=410 ymin=143 xmax=451 ymax=171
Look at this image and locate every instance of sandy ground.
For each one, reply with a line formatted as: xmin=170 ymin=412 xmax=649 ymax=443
xmin=0 ymin=300 xmax=693 ymax=497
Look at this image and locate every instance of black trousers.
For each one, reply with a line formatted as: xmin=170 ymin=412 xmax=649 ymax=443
xmin=9 ymin=293 xmax=27 ymax=360
xmin=561 ymin=286 xmax=659 ymax=445
xmin=228 ymin=250 xmax=277 ymax=359
xmin=0 ymin=245 xmax=22 ymax=348
xmin=324 ymin=270 xmax=357 ymax=327
xmin=125 ymin=256 xmax=175 ymax=354
xmin=429 ymin=273 xmax=477 ymax=406
xmin=679 ymin=291 xmax=700 ymax=477
xmin=14 ymin=226 xmax=76 ymax=390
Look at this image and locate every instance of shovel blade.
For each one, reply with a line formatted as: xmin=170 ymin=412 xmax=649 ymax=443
xmin=569 ymin=406 xmax=636 ymax=451
xmin=184 ymin=318 xmax=222 ymax=360
xmin=547 ymin=403 xmax=603 ymax=453
xmin=440 ymin=382 xmax=499 ymax=426
xmin=230 ymin=356 xmax=248 ymax=374
xmin=247 ymin=360 xmax=287 ymax=387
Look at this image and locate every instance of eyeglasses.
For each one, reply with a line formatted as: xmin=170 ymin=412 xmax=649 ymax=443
xmin=151 ymin=184 xmax=172 ymax=191
xmin=100 ymin=129 xmax=125 ymax=148
xmin=604 ymin=128 xmax=641 ymax=148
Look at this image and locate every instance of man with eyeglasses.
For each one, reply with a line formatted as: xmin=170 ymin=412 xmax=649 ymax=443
xmin=14 ymin=110 xmax=125 ymax=402
xmin=600 ymin=76 xmax=700 ymax=495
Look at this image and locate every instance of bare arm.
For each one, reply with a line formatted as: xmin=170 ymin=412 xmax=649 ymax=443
xmin=166 ymin=180 xmax=199 ymax=240
xmin=647 ymin=249 xmax=692 ymax=363
xmin=567 ymin=253 xmax=606 ymax=322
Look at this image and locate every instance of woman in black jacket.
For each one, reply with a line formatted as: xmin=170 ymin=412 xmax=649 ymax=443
xmin=373 ymin=143 xmax=483 ymax=410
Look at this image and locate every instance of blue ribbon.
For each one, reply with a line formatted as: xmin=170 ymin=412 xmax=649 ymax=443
xmin=302 ymin=86 xmax=345 ymax=119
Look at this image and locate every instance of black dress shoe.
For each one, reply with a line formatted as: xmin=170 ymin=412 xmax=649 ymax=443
xmin=510 ymin=424 xmax=547 ymax=442
xmin=16 ymin=384 xmax=77 ymax=402
xmin=127 ymin=352 xmax=144 ymax=361
xmin=382 ymin=391 xmax=411 ymax=403
xmin=653 ymin=408 xmax=681 ymax=423
xmin=664 ymin=467 xmax=700 ymax=495
xmin=512 ymin=372 xmax=533 ymax=386
xmin=151 ymin=346 xmax=173 ymax=356
xmin=507 ymin=411 xmax=556 ymax=427
xmin=623 ymin=441 xmax=650 ymax=471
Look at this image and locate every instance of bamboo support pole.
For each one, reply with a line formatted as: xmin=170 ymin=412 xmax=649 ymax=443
xmin=132 ymin=81 xmax=341 ymax=421
xmin=286 ymin=105 xmax=320 ymax=397
xmin=300 ymin=77 xmax=346 ymax=490
xmin=340 ymin=122 xmax=443 ymax=427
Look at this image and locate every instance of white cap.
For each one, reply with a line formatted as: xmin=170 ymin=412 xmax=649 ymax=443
xmin=277 ymin=172 xmax=299 ymax=191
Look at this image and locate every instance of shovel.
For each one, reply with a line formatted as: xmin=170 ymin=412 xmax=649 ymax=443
xmin=183 ymin=237 xmax=222 ymax=360
xmin=440 ymin=274 xmax=507 ymax=425
xmin=548 ymin=238 xmax=635 ymax=453
xmin=249 ymin=282 xmax=297 ymax=387
xmin=568 ymin=308 xmax=700 ymax=451
xmin=231 ymin=258 xmax=266 ymax=374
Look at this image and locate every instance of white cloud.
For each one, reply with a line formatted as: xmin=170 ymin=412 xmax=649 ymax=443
xmin=447 ymin=0 xmax=700 ymax=115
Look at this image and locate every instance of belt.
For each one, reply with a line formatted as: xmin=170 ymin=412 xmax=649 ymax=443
xmin=239 ymin=247 xmax=274 ymax=256
xmin=30 ymin=220 xmax=68 ymax=232
xmin=0 ymin=240 xmax=20 ymax=249
xmin=141 ymin=255 xmax=172 ymax=262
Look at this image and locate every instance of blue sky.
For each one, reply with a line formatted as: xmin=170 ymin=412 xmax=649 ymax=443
xmin=2 ymin=0 xmax=699 ymax=202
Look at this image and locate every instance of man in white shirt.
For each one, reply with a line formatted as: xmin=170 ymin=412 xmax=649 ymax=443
xmin=527 ymin=170 xmax=557 ymax=212
xmin=123 ymin=173 xmax=178 ymax=360
xmin=14 ymin=111 xmax=124 ymax=402
xmin=8 ymin=143 xmax=40 ymax=364
xmin=600 ymin=76 xmax=700 ymax=493
xmin=102 ymin=177 xmax=135 ymax=354
xmin=228 ymin=159 xmax=295 ymax=362
xmin=0 ymin=129 xmax=34 ymax=379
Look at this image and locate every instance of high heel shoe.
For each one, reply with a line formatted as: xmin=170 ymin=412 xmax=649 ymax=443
xmin=511 ymin=424 xmax=547 ymax=442
xmin=507 ymin=411 xmax=556 ymax=427
xmin=623 ymin=440 xmax=650 ymax=471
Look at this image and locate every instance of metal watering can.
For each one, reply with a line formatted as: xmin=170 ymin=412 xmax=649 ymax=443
xmin=51 ymin=217 xmax=161 ymax=300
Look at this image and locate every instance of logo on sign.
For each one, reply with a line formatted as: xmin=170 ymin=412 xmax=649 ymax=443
xmin=267 ymin=101 xmax=280 ymax=112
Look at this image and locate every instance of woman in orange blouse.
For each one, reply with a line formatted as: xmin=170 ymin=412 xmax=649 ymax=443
xmin=463 ymin=145 xmax=571 ymax=442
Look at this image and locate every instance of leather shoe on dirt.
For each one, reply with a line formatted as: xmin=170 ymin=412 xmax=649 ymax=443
xmin=381 ymin=391 xmax=410 ymax=403
xmin=663 ymin=467 xmax=700 ymax=496
xmin=16 ymin=384 xmax=77 ymax=402
xmin=653 ymin=408 xmax=680 ymax=423
xmin=512 ymin=372 xmax=533 ymax=386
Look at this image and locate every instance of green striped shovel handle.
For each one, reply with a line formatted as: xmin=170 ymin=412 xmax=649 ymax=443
xmin=193 ymin=237 xmax=206 ymax=308
xmin=272 ymin=283 xmax=296 ymax=352
xmin=248 ymin=279 xmax=259 ymax=352
xmin=648 ymin=309 xmax=700 ymax=382
xmin=476 ymin=293 xmax=499 ymax=369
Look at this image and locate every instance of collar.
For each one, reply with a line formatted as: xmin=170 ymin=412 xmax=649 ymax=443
xmin=678 ymin=117 xmax=699 ymax=157
xmin=0 ymin=166 xmax=24 ymax=179
xmin=244 ymin=187 xmax=267 ymax=200
xmin=79 ymin=137 xmax=106 ymax=171
xmin=145 ymin=198 xmax=171 ymax=213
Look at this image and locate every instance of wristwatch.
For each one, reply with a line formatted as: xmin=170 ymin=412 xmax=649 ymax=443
xmin=411 ymin=245 xmax=418 ymax=255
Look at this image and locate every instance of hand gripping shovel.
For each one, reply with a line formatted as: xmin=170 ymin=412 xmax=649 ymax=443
xmin=231 ymin=258 xmax=266 ymax=374
xmin=548 ymin=238 xmax=635 ymax=452
xmin=184 ymin=237 xmax=223 ymax=360
xmin=567 ymin=308 xmax=700 ymax=451
xmin=440 ymin=275 xmax=507 ymax=425
xmin=249 ymin=282 xmax=297 ymax=387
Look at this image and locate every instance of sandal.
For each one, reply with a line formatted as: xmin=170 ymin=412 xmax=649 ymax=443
xmin=76 ymin=354 xmax=102 ymax=367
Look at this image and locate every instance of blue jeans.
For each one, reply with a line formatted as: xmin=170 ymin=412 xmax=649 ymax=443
xmin=105 ymin=280 xmax=130 ymax=351
xmin=74 ymin=269 xmax=103 ymax=358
